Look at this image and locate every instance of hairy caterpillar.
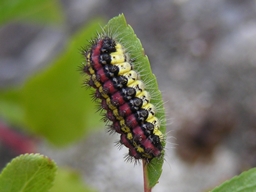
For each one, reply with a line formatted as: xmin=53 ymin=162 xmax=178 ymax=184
xmin=82 ymin=36 xmax=164 ymax=162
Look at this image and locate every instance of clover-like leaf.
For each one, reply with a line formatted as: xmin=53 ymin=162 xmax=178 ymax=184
xmin=0 ymin=153 xmax=57 ymax=192
xmin=211 ymin=168 xmax=256 ymax=192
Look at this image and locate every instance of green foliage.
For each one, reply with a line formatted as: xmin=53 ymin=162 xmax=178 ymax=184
xmin=0 ymin=154 xmax=57 ymax=192
xmin=0 ymin=154 xmax=96 ymax=192
xmin=0 ymin=89 xmax=25 ymax=126
xmin=211 ymin=168 xmax=256 ymax=192
xmin=0 ymin=20 xmax=103 ymax=146
xmin=0 ymin=0 xmax=63 ymax=25
xmin=21 ymin=20 xmax=103 ymax=145
xmin=103 ymin=14 xmax=166 ymax=188
xmin=50 ymin=168 xmax=96 ymax=192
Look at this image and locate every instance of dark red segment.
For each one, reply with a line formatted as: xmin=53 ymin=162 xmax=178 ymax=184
xmin=91 ymin=39 xmax=104 ymax=71
xmin=120 ymin=134 xmax=132 ymax=148
xmin=101 ymin=99 xmax=109 ymax=110
xmin=111 ymin=87 xmax=136 ymax=107
xmin=96 ymin=67 xmax=109 ymax=83
xmin=120 ymin=134 xmax=141 ymax=159
xmin=132 ymin=122 xmax=155 ymax=143
xmin=102 ymin=76 xmax=130 ymax=96
xmin=129 ymin=148 xmax=141 ymax=160
xmin=111 ymin=91 xmax=126 ymax=106
xmin=141 ymin=135 xmax=162 ymax=157
xmin=95 ymin=64 xmax=123 ymax=84
xmin=118 ymin=98 xmax=143 ymax=117
xmin=118 ymin=103 xmax=132 ymax=117
xmin=129 ymin=123 xmax=160 ymax=155
xmin=125 ymin=114 xmax=139 ymax=129
xmin=132 ymin=126 xmax=148 ymax=142
xmin=111 ymin=121 xmax=122 ymax=134
xmin=102 ymin=80 xmax=119 ymax=95
xmin=125 ymin=109 xmax=149 ymax=129
xmin=106 ymin=110 xmax=116 ymax=121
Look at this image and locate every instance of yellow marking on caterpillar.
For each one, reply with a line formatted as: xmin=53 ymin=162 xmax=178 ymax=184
xmin=136 ymin=91 xmax=151 ymax=107
xmin=122 ymin=70 xmax=138 ymax=86
xmin=129 ymin=80 xmax=145 ymax=95
xmin=127 ymin=132 xmax=133 ymax=140
xmin=91 ymin=74 xmax=101 ymax=88
xmin=87 ymin=63 xmax=95 ymax=75
xmin=120 ymin=119 xmax=131 ymax=133
xmin=115 ymin=43 xmax=123 ymax=53
xmin=143 ymin=103 xmax=156 ymax=117
xmin=86 ymin=52 xmax=91 ymax=62
xmin=110 ymin=52 xmax=126 ymax=64
xmin=153 ymin=129 xmax=164 ymax=141
xmin=115 ymin=62 xmax=132 ymax=75
xmin=113 ymin=109 xmax=123 ymax=121
xmin=115 ymin=43 xmax=129 ymax=61
xmin=134 ymin=143 xmax=145 ymax=153
xmin=98 ymin=86 xmax=109 ymax=99
xmin=147 ymin=116 xmax=161 ymax=130
xmin=106 ymin=97 xmax=116 ymax=110
xmin=106 ymin=98 xmax=124 ymax=121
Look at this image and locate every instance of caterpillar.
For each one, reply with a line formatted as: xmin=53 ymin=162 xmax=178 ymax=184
xmin=82 ymin=21 xmax=165 ymax=163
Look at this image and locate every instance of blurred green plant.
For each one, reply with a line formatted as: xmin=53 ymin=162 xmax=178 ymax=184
xmin=211 ymin=168 xmax=256 ymax=192
xmin=0 ymin=154 xmax=57 ymax=192
xmin=0 ymin=18 xmax=103 ymax=146
xmin=21 ymin=19 xmax=103 ymax=145
xmin=0 ymin=0 xmax=63 ymax=25
xmin=0 ymin=153 xmax=96 ymax=192
xmin=51 ymin=168 xmax=96 ymax=192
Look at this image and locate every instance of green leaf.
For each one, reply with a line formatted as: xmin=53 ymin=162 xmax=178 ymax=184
xmin=50 ymin=168 xmax=96 ymax=192
xmin=0 ymin=0 xmax=63 ymax=25
xmin=0 ymin=89 xmax=25 ymax=126
xmin=211 ymin=168 xmax=256 ymax=192
xmin=0 ymin=19 xmax=103 ymax=145
xmin=0 ymin=153 xmax=57 ymax=192
xmin=102 ymin=14 xmax=166 ymax=188
xmin=21 ymin=19 xmax=103 ymax=145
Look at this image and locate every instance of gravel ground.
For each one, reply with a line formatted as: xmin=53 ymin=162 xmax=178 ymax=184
xmin=1 ymin=0 xmax=256 ymax=191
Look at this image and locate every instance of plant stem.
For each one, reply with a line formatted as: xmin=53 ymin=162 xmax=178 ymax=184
xmin=143 ymin=159 xmax=151 ymax=192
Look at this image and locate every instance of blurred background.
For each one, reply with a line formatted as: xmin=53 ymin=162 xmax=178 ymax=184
xmin=1 ymin=0 xmax=256 ymax=191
